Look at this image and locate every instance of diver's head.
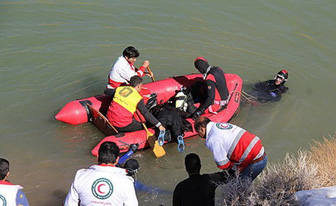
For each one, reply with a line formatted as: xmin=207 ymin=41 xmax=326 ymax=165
xmin=274 ymin=69 xmax=288 ymax=85
xmin=194 ymin=57 xmax=210 ymax=74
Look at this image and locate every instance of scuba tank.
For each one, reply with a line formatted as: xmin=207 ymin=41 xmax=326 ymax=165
xmin=175 ymin=86 xmax=188 ymax=112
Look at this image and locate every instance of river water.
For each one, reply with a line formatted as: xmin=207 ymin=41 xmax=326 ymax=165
xmin=1 ymin=0 xmax=335 ymax=205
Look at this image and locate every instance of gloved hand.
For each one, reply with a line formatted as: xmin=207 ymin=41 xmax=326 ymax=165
xmin=157 ymin=130 xmax=165 ymax=146
xmin=191 ymin=109 xmax=203 ymax=120
xmin=128 ymin=144 xmax=139 ymax=153
xmin=270 ymin=92 xmax=277 ymax=98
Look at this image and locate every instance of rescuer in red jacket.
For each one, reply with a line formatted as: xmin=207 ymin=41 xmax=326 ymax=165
xmin=106 ymin=75 xmax=165 ymax=133
xmin=194 ymin=116 xmax=267 ymax=180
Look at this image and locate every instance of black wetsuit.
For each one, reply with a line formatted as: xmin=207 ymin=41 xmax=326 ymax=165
xmin=200 ymin=66 xmax=229 ymax=112
xmin=192 ymin=66 xmax=229 ymax=118
xmin=173 ymin=172 xmax=230 ymax=206
xmin=248 ymin=80 xmax=288 ymax=103
xmin=151 ymin=105 xmax=192 ymax=141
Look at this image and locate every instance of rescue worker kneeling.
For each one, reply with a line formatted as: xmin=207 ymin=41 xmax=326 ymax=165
xmin=106 ymin=75 xmax=165 ymax=133
xmin=194 ymin=116 xmax=267 ymax=181
xmin=191 ymin=57 xmax=230 ymax=119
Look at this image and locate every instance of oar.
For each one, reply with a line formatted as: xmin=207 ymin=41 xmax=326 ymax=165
xmin=141 ymin=122 xmax=166 ymax=158
xmin=135 ymin=111 xmax=165 ymax=158
xmin=87 ymin=103 xmax=119 ymax=134
xmin=147 ymin=67 xmax=155 ymax=82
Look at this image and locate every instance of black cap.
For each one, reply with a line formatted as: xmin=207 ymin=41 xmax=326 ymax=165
xmin=194 ymin=57 xmax=209 ymax=74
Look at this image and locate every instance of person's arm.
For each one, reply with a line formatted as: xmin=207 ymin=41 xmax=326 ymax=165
xmin=172 ymin=185 xmax=182 ymax=206
xmin=63 ymin=182 xmax=80 ymax=206
xmin=201 ymin=80 xmax=216 ymax=110
xmin=208 ymin=139 xmax=233 ymax=170
xmin=254 ymin=80 xmax=275 ymax=92
xmin=16 ymin=189 xmax=29 ymax=206
xmin=137 ymin=99 xmax=162 ymax=128
xmin=207 ymin=170 xmax=233 ymax=186
xmin=269 ymin=84 xmax=288 ymax=97
xmin=253 ymin=81 xmax=265 ymax=90
xmin=192 ymin=80 xmax=216 ymax=119
xmin=278 ymin=85 xmax=288 ymax=94
xmin=135 ymin=60 xmax=149 ymax=77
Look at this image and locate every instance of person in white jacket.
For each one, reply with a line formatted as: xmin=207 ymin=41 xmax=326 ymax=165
xmin=64 ymin=141 xmax=138 ymax=206
xmin=0 ymin=158 xmax=29 ymax=206
xmin=104 ymin=46 xmax=152 ymax=96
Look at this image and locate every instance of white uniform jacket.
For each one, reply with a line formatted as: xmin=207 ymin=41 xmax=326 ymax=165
xmin=107 ymin=56 xmax=145 ymax=89
xmin=205 ymin=122 xmax=264 ymax=171
xmin=0 ymin=181 xmax=29 ymax=206
xmin=64 ymin=165 xmax=138 ymax=206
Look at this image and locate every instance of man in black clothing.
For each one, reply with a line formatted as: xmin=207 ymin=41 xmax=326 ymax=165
xmin=173 ymin=153 xmax=231 ymax=206
xmin=192 ymin=57 xmax=229 ymax=120
xmin=247 ymin=69 xmax=289 ymax=103
xmin=151 ymin=104 xmax=192 ymax=152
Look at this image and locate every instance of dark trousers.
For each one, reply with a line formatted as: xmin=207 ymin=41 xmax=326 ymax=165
xmin=104 ymin=88 xmax=116 ymax=97
xmin=115 ymin=119 xmax=143 ymax=132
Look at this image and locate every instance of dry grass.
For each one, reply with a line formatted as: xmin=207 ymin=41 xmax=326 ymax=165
xmin=215 ymin=134 xmax=336 ymax=206
xmin=255 ymin=151 xmax=317 ymax=206
xmin=310 ymin=135 xmax=336 ymax=188
xmin=215 ymin=176 xmax=257 ymax=206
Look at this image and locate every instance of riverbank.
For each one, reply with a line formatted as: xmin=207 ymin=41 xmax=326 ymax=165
xmin=215 ymin=134 xmax=336 ymax=205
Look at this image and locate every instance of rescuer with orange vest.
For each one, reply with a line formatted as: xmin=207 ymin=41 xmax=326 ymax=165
xmin=106 ymin=75 xmax=165 ymax=133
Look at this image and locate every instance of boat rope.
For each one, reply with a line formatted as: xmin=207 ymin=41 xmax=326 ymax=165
xmin=229 ymin=90 xmax=257 ymax=102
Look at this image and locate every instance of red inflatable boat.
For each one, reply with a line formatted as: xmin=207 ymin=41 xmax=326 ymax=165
xmin=55 ymin=73 xmax=242 ymax=156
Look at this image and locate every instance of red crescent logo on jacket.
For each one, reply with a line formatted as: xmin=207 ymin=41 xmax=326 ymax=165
xmin=91 ymin=178 xmax=113 ymax=199
xmin=0 ymin=195 xmax=7 ymax=206
xmin=216 ymin=123 xmax=233 ymax=130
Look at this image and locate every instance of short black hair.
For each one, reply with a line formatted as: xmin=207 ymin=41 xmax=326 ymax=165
xmin=194 ymin=116 xmax=211 ymax=133
xmin=98 ymin=142 xmax=120 ymax=165
xmin=124 ymin=158 xmax=140 ymax=176
xmin=0 ymin=158 xmax=9 ymax=180
xmin=129 ymin=75 xmax=143 ymax=87
xmin=123 ymin=46 xmax=140 ymax=58
xmin=185 ymin=153 xmax=201 ymax=174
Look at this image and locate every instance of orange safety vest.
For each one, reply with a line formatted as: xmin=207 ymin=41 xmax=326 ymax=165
xmin=106 ymin=86 xmax=142 ymax=127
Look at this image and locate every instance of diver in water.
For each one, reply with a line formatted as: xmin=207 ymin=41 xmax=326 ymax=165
xmin=247 ymin=70 xmax=289 ymax=103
